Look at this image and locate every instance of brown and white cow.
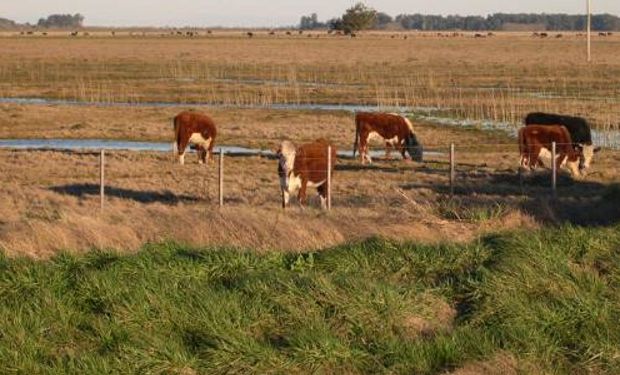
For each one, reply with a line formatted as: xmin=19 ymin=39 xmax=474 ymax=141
xmin=276 ymin=139 xmax=337 ymax=209
xmin=173 ymin=111 xmax=217 ymax=165
xmin=518 ymin=125 xmax=584 ymax=178
xmin=353 ymin=112 xmax=422 ymax=164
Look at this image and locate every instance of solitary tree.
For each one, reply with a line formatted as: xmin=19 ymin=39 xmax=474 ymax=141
xmin=341 ymin=3 xmax=377 ymax=34
xmin=37 ymin=14 xmax=84 ymax=28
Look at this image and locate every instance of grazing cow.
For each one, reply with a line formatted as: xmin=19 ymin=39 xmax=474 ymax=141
xmin=525 ymin=112 xmax=600 ymax=169
xmin=519 ymin=125 xmax=583 ymax=178
xmin=276 ymin=139 xmax=336 ymax=209
xmin=353 ymin=112 xmax=423 ymax=164
xmin=173 ymin=111 xmax=217 ymax=165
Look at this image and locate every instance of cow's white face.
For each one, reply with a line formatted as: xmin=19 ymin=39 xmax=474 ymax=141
xmin=565 ymin=157 xmax=583 ymax=178
xmin=578 ymin=144 xmax=600 ymax=171
xmin=277 ymin=141 xmax=297 ymax=207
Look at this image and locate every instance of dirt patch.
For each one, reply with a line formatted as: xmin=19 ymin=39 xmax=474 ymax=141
xmin=447 ymin=353 xmax=518 ymax=375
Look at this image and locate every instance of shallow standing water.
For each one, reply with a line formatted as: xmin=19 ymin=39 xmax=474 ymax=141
xmin=1 ymin=97 xmax=618 ymax=149
xmin=0 ymin=139 xmax=438 ymax=159
xmin=0 ymin=97 xmax=438 ymax=114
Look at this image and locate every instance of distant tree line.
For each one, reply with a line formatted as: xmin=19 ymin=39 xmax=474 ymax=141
xmin=300 ymin=3 xmax=620 ymax=32
xmin=396 ymin=13 xmax=620 ymax=31
xmin=37 ymin=14 xmax=84 ymax=28
xmin=0 ymin=17 xmax=19 ymax=29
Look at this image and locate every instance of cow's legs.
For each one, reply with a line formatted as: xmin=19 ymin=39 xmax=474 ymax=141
xmin=197 ymin=147 xmax=207 ymax=164
xmin=360 ymin=140 xmax=367 ymax=164
xmin=317 ymin=183 xmax=328 ymax=210
xmin=362 ymin=139 xmax=372 ymax=164
xmin=359 ymin=131 xmax=372 ymax=164
xmin=282 ymin=190 xmax=291 ymax=209
xmin=207 ymin=140 xmax=215 ymax=164
xmin=177 ymin=136 xmax=190 ymax=165
xmin=298 ymin=180 xmax=308 ymax=207
xmin=556 ymin=152 xmax=567 ymax=173
xmin=385 ymin=142 xmax=393 ymax=160
xmin=528 ymin=145 xmax=542 ymax=170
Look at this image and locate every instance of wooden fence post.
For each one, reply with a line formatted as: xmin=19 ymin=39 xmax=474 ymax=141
xmin=551 ymin=141 xmax=557 ymax=196
xmin=449 ymin=143 xmax=455 ymax=198
xmin=218 ymin=149 xmax=224 ymax=207
xmin=587 ymin=0 xmax=592 ymax=62
xmin=327 ymin=145 xmax=332 ymax=211
xmin=100 ymin=149 xmax=105 ymax=211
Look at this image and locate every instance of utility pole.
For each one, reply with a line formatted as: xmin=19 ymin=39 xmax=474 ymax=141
xmin=587 ymin=0 xmax=592 ymax=62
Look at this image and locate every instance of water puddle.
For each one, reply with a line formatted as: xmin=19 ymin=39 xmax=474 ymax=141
xmin=1 ymin=97 xmax=616 ymax=149
xmin=410 ymin=113 xmax=620 ymax=149
xmin=0 ymin=138 xmax=440 ymax=159
xmin=0 ymin=139 xmax=257 ymax=154
xmin=0 ymin=97 xmax=439 ymax=114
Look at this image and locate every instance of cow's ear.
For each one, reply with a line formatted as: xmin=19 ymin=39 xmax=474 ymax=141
xmin=594 ymin=147 xmax=602 ymax=154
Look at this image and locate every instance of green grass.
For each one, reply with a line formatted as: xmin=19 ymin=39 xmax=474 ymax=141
xmin=0 ymin=225 xmax=619 ymax=374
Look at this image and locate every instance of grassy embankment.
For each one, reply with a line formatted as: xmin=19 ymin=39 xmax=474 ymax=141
xmin=0 ymin=224 xmax=619 ymax=373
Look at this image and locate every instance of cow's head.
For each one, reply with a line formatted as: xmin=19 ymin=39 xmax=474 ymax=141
xmin=405 ymin=132 xmax=424 ymax=162
xmin=276 ymin=141 xmax=296 ymax=208
xmin=576 ymin=143 xmax=601 ymax=171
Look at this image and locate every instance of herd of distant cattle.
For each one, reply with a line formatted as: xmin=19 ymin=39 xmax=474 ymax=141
xmin=172 ymin=110 xmax=600 ymax=208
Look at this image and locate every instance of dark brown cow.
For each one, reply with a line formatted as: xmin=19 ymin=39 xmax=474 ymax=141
xmin=518 ymin=125 xmax=583 ymax=177
xmin=353 ymin=112 xmax=422 ymax=164
xmin=173 ymin=111 xmax=217 ymax=165
xmin=277 ymin=139 xmax=337 ymax=209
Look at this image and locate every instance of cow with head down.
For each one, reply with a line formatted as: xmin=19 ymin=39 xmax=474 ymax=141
xmin=173 ymin=111 xmax=217 ymax=165
xmin=519 ymin=125 xmax=584 ymax=178
xmin=276 ymin=139 xmax=337 ymax=209
xmin=353 ymin=112 xmax=423 ymax=164
xmin=525 ymin=112 xmax=601 ymax=173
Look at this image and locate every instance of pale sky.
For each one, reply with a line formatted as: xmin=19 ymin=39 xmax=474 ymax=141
xmin=3 ymin=1 xmax=620 ymax=27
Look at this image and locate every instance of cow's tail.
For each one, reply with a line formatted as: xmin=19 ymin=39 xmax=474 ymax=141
xmin=518 ymin=127 xmax=527 ymax=167
xmin=172 ymin=116 xmax=180 ymax=156
xmin=353 ymin=115 xmax=361 ymax=158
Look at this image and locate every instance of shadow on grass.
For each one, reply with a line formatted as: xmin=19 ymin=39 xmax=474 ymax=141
xmin=50 ymin=183 xmax=200 ymax=204
xmin=402 ymin=167 xmax=620 ymax=227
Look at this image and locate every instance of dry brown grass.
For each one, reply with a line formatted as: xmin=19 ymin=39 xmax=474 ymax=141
xmin=1 ymin=114 xmax=618 ymax=258
xmin=446 ymin=353 xmax=519 ymax=375
xmin=0 ymin=32 xmax=618 ymax=129
xmin=0 ymin=32 xmax=619 ymax=257
xmin=0 ymin=146 xmax=484 ymax=258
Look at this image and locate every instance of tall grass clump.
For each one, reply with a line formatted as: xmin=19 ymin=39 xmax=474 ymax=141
xmin=0 ymin=225 xmax=619 ymax=373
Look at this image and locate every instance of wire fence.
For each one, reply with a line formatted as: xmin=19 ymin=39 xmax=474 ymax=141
xmin=0 ymin=141 xmax=615 ymax=217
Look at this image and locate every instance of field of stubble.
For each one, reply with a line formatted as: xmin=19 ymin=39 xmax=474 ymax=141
xmin=0 ymin=30 xmax=618 ymax=256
